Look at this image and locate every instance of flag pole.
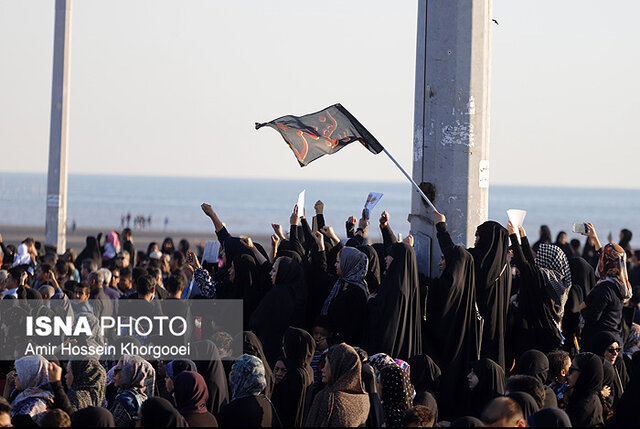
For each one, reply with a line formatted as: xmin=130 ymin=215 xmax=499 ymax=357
xmin=382 ymin=148 xmax=438 ymax=212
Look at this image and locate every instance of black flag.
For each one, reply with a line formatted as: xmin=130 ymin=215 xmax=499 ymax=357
xmin=256 ymin=104 xmax=384 ymax=167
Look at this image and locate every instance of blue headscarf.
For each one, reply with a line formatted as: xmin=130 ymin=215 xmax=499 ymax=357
xmin=229 ymin=354 xmax=266 ymax=401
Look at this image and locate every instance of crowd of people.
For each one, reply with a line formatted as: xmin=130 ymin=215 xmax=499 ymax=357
xmin=0 ymin=200 xmax=639 ymax=427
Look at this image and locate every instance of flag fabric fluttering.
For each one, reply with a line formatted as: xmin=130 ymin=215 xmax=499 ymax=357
xmin=255 ymin=104 xmax=384 ymax=167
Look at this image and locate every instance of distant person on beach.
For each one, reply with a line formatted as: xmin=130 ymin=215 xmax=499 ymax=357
xmin=126 ymin=212 xmax=131 ymax=228
xmin=121 ymin=228 xmax=136 ymax=268
xmin=532 ymin=225 xmax=553 ymax=253
xmin=164 ymin=217 xmax=169 ymax=231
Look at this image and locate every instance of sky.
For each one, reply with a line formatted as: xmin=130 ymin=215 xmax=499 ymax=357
xmin=1 ymin=0 xmax=639 ymax=188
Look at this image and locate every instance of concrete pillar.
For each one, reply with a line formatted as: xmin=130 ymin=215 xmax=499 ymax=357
xmin=410 ymin=0 xmax=492 ymax=276
xmin=45 ymin=0 xmax=72 ymax=252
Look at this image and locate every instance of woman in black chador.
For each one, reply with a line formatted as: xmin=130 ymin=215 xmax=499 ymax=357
xmin=423 ymin=211 xmax=482 ymax=419
xmin=434 ymin=214 xmax=511 ymax=370
xmin=367 ymin=241 xmax=422 ymax=361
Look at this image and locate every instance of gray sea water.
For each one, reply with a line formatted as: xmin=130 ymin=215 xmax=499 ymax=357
xmin=2 ymin=172 xmax=640 ymax=247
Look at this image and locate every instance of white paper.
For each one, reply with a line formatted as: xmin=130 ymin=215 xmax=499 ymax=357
xmin=296 ymin=190 xmax=306 ymax=219
xmin=202 ymin=241 xmax=221 ymax=263
xmin=507 ymin=209 xmax=527 ymax=243
xmin=364 ymin=192 xmax=383 ymax=211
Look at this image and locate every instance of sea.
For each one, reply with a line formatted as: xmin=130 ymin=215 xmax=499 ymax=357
xmin=2 ymin=172 xmax=640 ymax=247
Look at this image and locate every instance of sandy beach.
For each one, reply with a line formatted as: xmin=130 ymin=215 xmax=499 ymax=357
xmin=0 ymin=224 xmax=273 ymax=255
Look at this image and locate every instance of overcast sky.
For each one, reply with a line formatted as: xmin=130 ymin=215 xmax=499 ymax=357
xmin=1 ymin=0 xmax=638 ymax=188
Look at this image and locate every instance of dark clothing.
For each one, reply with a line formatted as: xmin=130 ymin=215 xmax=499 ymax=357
xmin=440 ymin=221 xmax=511 ymax=369
xmin=464 ymin=358 xmax=505 ymax=418
xmin=564 ymin=257 xmax=596 ymax=354
xmin=250 ymin=257 xmax=305 ymax=366
xmin=240 ymin=331 xmax=275 ymax=398
xmin=218 ymin=395 xmax=276 ymax=427
xmin=581 ymin=280 xmax=624 ymax=350
xmin=508 ymin=234 xmax=563 ymax=354
xmin=367 ymin=242 xmax=423 ymax=361
xmin=122 ymin=239 xmax=136 ymax=268
xmin=271 ymin=327 xmax=315 ymax=427
xmin=89 ymin=288 xmax=114 ymax=320
xmin=192 ymin=340 xmax=230 ymax=417
xmin=565 ymin=353 xmax=604 ymax=427
xmin=423 ymin=225 xmax=481 ymax=419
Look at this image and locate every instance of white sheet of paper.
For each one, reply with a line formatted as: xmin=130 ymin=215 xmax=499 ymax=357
xmin=364 ymin=192 xmax=383 ymax=211
xmin=507 ymin=209 xmax=527 ymax=243
xmin=296 ymin=189 xmax=306 ymax=219
xmin=202 ymin=241 xmax=221 ymax=263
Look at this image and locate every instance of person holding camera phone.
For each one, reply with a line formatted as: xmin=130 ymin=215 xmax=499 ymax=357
xmin=579 ymin=223 xmax=632 ymax=351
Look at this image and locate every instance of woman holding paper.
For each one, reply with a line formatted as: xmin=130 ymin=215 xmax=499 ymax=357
xmin=506 ymin=221 xmax=571 ymax=355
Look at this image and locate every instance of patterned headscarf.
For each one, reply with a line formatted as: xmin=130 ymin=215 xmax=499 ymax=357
xmin=68 ymin=359 xmax=107 ymax=411
xmin=535 ymin=244 xmax=572 ymax=309
xmin=229 ymin=354 xmax=267 ymax=401
xmin=597 ymin=243 xmax=633 ymax=302
xmin=321 ymin=247 xmax=369 ymax=315
xmin=11 ymin=355 xmax=54 ymax=420
xmin=380 ymin=365 xmax=413 ymax=427
xmin=368 ymin=353 xmax=397 ymax=377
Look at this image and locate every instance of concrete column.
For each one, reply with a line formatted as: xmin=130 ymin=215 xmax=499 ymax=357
xmin=45 ymin=0 xmax=72 ymax=252
xmin=410 ymin=0 xmax=492 ymax=276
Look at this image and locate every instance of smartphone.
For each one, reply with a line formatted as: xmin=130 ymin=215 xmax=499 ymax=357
xmin=572 ymin=223 xmax=589 ymax=234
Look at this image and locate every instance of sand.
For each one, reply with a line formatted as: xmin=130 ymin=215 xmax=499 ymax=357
xmin=0 ymin=224 xmax=273 ymax=255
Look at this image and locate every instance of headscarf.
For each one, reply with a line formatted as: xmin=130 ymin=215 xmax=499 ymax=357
xmin=140 ymin=397 xmax=186 ymax=427
xmin=71 ymin=406 xmax=116 ymax=428
xmin=368 ymin=242 xmax=423 ymax=360
xmin=304 ymin=343 xmax=370 ymax=427
xmin=470 ymin=221 xmax=510 ymax=291
xmin=408 ymin=354 xmax=441 ymax=394
xmin=229 ymin=354 xmax=267 ymax=401
xmin=192 ymin=340 xmax=229 ymax=416
xmin=567 ymin=257 xmax=596 ymax=313
xmin=117 ymin=355 xmax=153 ymax=397
xmin=239 ymin=331 xmax=274 ymax=398
xmin=571 ymin=352 xmax=604 ymax=399
xmin=506 ymin=391 xmax=539 ymax=420
xmin=15 ymin=355 xmax=49 ymax=390
xmin=467 ymin=358 xmax=505 ymax=418
xmin=596 ymin=243 xmax=633 ymax=302
xmin=380 ymin=365 xmax=413 ymax=427
xmin=165 ymin=360 xmax=197 ymax=381
xmin=12 ymin=244 xmax=32 ymax=267
xmin=11 ymin=355 xmax=53 ymax=419
xmin=624 ymin=323 xmax=640 ymax=357
xmin=368 ymin=353 xmax=397 ymax=377
xmin=68 ymin=359 xmax=107 ymax=411
xmin=173 ymin=371 xmax=209 ymax=415
xmin=103 ymin=231 xmax=121 ymax=261
xmin=527 ymin=408 xmax=572 ymax=427
xmin=513 ymin=349 xmax=549 ymax=384
xmin=535 ymin=244 xmax=572 ymax=309
xmin=321 ymin=246 xmax=369 ymax=315
xmin=75 ymin=236 xmax=102 ymax=268
xmin=357 ymin=244 xmax=381 ymax=294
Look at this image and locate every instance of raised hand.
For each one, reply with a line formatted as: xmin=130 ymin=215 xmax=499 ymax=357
xmin=321 ymin=225 xmax=340 ymax=243
xmin=271 ymin=234 xmax=280 ymax=248
xmin=201 ymin=203 xmax=215 ymax=218
xmin=518 ymin=225 xmax=527 ymax=238
xmin=290 ymin=206 xmax=299 ymax=226
xmin=432 ymin=209 xmax=446 ymax=224
xmin=314 ymin=200 xmax=324 ymax=215
xmin=271 ymin=224 xmax=286 ymax=240
xmin=379 ymin=211 xmax=390 ymax=227
xmin=186 ymin=250 xmax=202 ymax=270
xmin=403 ymin=234 xmax=415 ymax=247
xmin=313 ymin=231 xmax=325 ymax=251
xmin=47 ymin=361 xmax=62 ymax=383
xmin=507 ymin=221 xmax=516 ymax=236
xmin=240 ymin=237 xmax=255 ymax=250
xmin=347 ymin=216 xmax=357 ymax=226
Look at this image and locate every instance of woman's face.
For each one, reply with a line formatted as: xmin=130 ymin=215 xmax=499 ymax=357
xmin=65 ymin=361 xmax=73 ymax=390
xmin=321 ymin=356 xmax=332 ymax=384
xmin=385 ymin=255 xmax=393 ymax=270
xmin=567 ymin=359 xmax=580 ymax=388
xmin=269 ymin=258 xmax=281 ymax=285
xmin=604 ymin=342 xmax=621 ymax=364
xmin=474 ymin=232 xmax=480 ymax=247
xmin=274 ymin=360 xmax=287 ymax=384
xmin=558 ymin=233 xmax=567 ymax=244
xmin=467 ymin=369 xmax=479 ymax=390
xmin=335 ymin=250 xmax=342 ymax=276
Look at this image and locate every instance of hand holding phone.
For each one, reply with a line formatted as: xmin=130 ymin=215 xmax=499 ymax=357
xmin=572 ymin=223 xmax=589 ymax=234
